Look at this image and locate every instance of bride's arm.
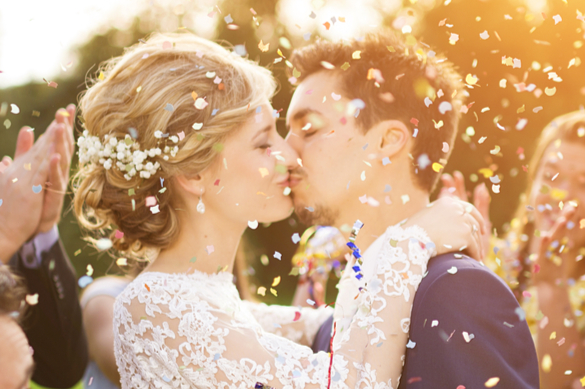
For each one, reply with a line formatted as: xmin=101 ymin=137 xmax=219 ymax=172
xmin=114 ymin=226 xmax=433 ymax=388
xmin=241 ymin=300 xmax=333 ymax=347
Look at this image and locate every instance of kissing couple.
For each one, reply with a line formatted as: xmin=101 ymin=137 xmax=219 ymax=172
xmin=72 ymin=30 xmax=539 ymax=388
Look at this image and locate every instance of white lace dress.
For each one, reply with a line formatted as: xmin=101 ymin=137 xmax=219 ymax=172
xmin=113 ymin=224 xmax=434 ymax=388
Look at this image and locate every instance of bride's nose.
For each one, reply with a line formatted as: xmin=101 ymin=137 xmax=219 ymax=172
xmin=275 ymin=136 xmax=300 ymax=170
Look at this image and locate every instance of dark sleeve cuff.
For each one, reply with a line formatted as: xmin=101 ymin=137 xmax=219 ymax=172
xmin=11 ymin=238 xmax=89 ymax=388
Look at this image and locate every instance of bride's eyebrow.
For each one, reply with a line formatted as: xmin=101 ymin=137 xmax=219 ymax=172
xmin=251 ymin=124 xmax=272 ymax=142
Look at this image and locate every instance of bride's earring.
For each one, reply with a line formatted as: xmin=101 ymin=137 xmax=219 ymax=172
xmin=197 ymin=196 xmax=205 ymax=214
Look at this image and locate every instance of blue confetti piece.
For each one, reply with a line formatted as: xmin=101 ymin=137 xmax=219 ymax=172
xmin=515 ymin=307 xmax=526 ymax=321
xmin=274 ymin=251 xmax=282 ymax=260
xmin=0 ymin=199 xmax=3 ymax=207
xmin=32 ymin=185 xmax=42 ymax=194
xmin=164 ymin=103 xmax=174 ymax=112
xmin=346 ymin=242 xmax=357 ymax=250
xmin=305 ymin=206 xmax=314 ymax=212
xmin=212 ymin=108 xmax=220 ymax=116
xmin=303 ymin=32 xmax=311 ymax=41
xmin=276 ymin=355 xmax=286 ymax=364
xmin=292 ymin=370 xmax=301 ymax=378
xmin=353 ymin=250 xmax=361 ymax=259
xmin=382 ymin=157 xmax=391 ymax=166
xmin=332 ymin=260 xmax=340 ymax=268
xmin=384 ymin=184 xmax=392 ymax=192
xmin=128 ymin=127 xmax=138 ymax=139
xmin=493 ymin=246 xmax=499 ymax=254
xmin=352 ymin=265 xmax=361 ymax=272
xmin=362 ymin=143 xmax=369 ymax=150
xmin=306 ymin=299 xmax=315 ymax=306
xmin=272 ymin=109 xmax=280 ymax=118
xmin=354 ymin=108 xmax=360 ymax=118
xmin=355 ymin=273 xmax=363 ymax=280
xmin=162 ymin=375 xmax=171 ymax=382
xmin=255 ymin=106 xmax=262 ymax=113
xmin=213 ymin=353 xmax=221 ymax=361
xmin=332 ymin=371 xmax=341 ymax=381
xmin=78 ymin=275 xmax=93 ymax=288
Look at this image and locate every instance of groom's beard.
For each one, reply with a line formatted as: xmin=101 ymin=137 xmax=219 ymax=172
xmin=292 ymin=197 xmax=338 ymax=227
xmin=290 ymin=167 xmax=339 ymax=226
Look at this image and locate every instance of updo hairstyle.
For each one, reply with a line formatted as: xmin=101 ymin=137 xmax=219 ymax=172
xmin=73 ymin=32 xmax=277 ymax=263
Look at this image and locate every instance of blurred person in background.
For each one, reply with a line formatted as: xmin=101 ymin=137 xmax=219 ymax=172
xmin=440 ymin=110 xmax=585 ymax=388
xmin=0 ymin=107 xmax=88 ymax=388
xmin=0 ymin=264 xmax=33 ymax=389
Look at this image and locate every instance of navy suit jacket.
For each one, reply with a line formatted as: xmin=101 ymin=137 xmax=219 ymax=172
xmin=312 ymin=253 xmax=539 ymax=389
xmin=9 ymin=238 xmax=88 ymax=388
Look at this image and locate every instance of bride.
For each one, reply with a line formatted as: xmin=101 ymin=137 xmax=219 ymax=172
xmin=72 ymin=32 xmax=484 ymax=388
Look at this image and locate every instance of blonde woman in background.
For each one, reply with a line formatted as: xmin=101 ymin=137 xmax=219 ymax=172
xmin=441 ymin=111 xmax=585 ymax=388
xmin=72 ymin=31 xmax=484 ymax=388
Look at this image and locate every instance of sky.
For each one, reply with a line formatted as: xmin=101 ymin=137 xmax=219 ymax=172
xmin=0 ymin=0 xmax=145 ymax=88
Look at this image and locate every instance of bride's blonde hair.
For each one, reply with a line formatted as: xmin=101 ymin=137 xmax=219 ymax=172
xmin=73 ymin=32 xmax=277 ymax=263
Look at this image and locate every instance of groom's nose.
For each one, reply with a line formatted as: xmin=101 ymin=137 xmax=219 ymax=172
xmin=276 ymin=135 xmax=300 ymax=170
xmin=284 ymin=130 xmax=303 ymax=158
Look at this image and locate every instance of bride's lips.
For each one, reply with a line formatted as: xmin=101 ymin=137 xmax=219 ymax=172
xmin=276 ymin=174 xmax=291 ymax=187
xmin=287 ymin=175 xmax=302 ymax=188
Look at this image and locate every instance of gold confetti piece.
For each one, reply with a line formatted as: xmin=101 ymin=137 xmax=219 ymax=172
xmin=270 ymin=288 xmax=278 ymax=297
xmin=191 ymin=91 xmax=198 ymax=100
xmin=341 ymin=62 xmax=350 ymax=71
xmin=259 ymin=167 xmax=269 ymax=177
xmin=490 ymin=145 xmax=501 ymax=155
xmin=541 ymin=354 xmax=552 ymax=373
xmin=297 ymin=158 xmax=303 ymax=167
xmin=352 ymin=50 xmax=361 ymax=59
xmin=87 ymin=264 xmax=94 ymax=276
xmin=544 ymin=87 xmax=556 ymax=96
xmin=116 ymin=258 xmax=128 ymax=266
xmin=485 ymin=377 xmax=500 ymax=388
xmin=387 ymin=46 xmax=395 ymax=52
xmin=559 ymin=201 xmax=564 ymax=210
xmin=98 ymin=72 xmax=104 ymax=80
xmin=550 ymin=331 xmax=557 ymax=339
xmin=24 ymin=163 xmax=31 ymax=171
xmin=136 ymin=86 xmax=142 ymax=93
xmin=257 ymin=286 xmax=266 ymax=296
xmin=580 ymin=376 xmax=585 ymax=387
xmin=258 ymin=40 xmax=270 ymax=52
xmin=580 ymin=219 xmax=585 ymax=229
xmin=401 ymin=194 xmax=410 ymax=204
xmin=432 ymin=162 xmax=443 ymax=172
xmin=551 ymin=188 xmax=568 ymax=200
xmin=478 ymin=168 xmax=494 ymax=178
xmin=465 ymin=74 xmax=478 ymax=85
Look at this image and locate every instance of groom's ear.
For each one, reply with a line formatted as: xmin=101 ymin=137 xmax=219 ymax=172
xmin=372 ymin=119 xmax=411 ymax=157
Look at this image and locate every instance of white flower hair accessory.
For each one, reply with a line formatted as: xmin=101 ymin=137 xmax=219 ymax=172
xmin=77 ymin=129 xmax=179 ymax=181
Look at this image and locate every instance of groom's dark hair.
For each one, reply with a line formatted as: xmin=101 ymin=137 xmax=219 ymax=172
xmin=290 ymin=30 xmax=465 ymax=193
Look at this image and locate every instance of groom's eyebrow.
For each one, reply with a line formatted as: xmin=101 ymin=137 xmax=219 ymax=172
xmin=286 ymin=108 xmax=322 ymax=131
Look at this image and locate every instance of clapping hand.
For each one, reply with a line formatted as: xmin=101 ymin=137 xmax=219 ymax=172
xmin=0 ymin=105 xmax=75 ymax=262
xmin=532 ymin=205 xmax=577 ymax=286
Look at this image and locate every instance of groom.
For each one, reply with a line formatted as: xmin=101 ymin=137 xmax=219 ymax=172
xmin=285 ymin=31 xmax=539 ymax=388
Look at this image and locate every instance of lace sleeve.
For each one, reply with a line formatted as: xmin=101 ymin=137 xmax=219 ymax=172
xmin=241 ymin=300 xmax=334 ymax=346
xmin=113 ymin=224 xmax=434 ymax=388
xmin=332 ymin=224 xmax=435 ymax=388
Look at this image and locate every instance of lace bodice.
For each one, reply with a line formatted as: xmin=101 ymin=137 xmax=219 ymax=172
xmin=113 ymin=224 xmax=435 ymax=388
